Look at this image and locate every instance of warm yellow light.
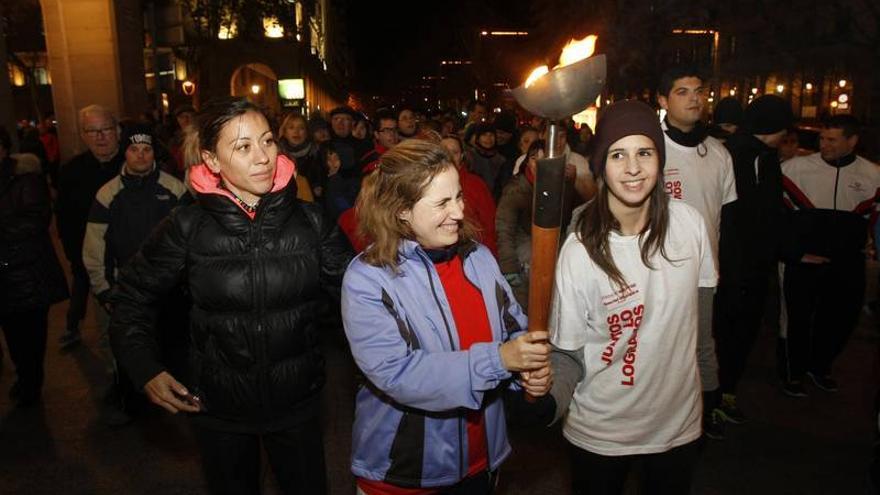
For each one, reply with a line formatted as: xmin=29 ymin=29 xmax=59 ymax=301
xmin=263 ymin=17 xmax=284 ymax=38
xmin=729 ymin=89 xmax=736 ymax=96
xmin=831 ymin=101 xmax=839 ymax=108
xmin=805 ymin=83 xmax=813 ymax=91
xmin=776 ymin=84 xmax=784 ymax=93
xmin=838 ymin=79 xmax=847 ymax=88
xmin=251 ymin=84 xmax=261 ymax=95
xmin=174 ymin=59 xmax=187 ymax=81
xmin=524 ymin=66 xmax=549 ymax=88
xmin=218 ymin=21 xmax=237 ymax=39
xmin=571 ymin=105 xmax=598 ymax=132
xmin=523 ymin=34 xmax=598 ymax=88
xmin=9 ymin=64 xmax=26 ymax=87
xmin=181 ymin=80 xmax=196 ymax=95
xmin=558 ymin=35 xmax=597 ymax=68
xmin=751 ymin=88 xmax=758 ymax=95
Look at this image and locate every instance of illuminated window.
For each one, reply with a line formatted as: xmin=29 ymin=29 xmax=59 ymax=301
xmin=264 ymin=17 xmax=284 ymax=38
xmin=8 ymin=64 xmax=25 ymax=87
xmin=217 ymin=10 xmax=237 ymax=39
xmin=34 ymin=67 xmax=50 ymax=85
xmin=279 ymin=79 xmax=305 ymax=99
xmin=218 ymin=22 xmax=237 ymax=39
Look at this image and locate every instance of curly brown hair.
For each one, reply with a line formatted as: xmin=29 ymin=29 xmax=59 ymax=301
xmin=357 ymin=139 xmax=478 ymax=270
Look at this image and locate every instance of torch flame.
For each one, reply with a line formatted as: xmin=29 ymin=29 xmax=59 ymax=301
xmin=522 ymin=34 xmax=598 ymax=88
xmin=557 ymin=35 xmax=597 ymax=68
xmin=524 ymin=66 xmax=550 ymax=88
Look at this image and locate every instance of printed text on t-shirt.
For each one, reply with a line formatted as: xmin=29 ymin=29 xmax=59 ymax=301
xmin=665 ymin=180 xmax=683 ymax=199
xmin=601 ymin=304 xmax=645 ymax=387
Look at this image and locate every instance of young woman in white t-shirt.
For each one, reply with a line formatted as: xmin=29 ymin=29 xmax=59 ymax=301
xmin=548 ymin=100 xmax=717 ymax=495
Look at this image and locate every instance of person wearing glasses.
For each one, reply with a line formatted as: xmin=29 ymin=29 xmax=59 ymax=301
xmin=359 ymin=109 xmax=399 ymax=173
xmin=56 ymin=105 xmax=125 ymax=351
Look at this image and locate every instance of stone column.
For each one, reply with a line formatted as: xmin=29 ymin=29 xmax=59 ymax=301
xmin=40 ymin=0 xmax=146 ymax=162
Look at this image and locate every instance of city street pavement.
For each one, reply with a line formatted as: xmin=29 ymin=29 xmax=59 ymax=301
xmin=1 ymin=250 xmax=877 ymax=494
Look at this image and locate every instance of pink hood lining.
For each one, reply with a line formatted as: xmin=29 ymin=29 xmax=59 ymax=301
xmin=188 ymin=154 xmax=297 ymax=219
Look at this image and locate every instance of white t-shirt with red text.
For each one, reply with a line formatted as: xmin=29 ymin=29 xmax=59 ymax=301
xmin=550 ymin=201 xmax=718 ymax=456
xmin=662 ymin=128 xmax=737 ymax=261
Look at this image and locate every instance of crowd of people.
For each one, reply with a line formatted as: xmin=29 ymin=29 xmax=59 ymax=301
xmin=1 ymin=63 xmax=879 ymax=494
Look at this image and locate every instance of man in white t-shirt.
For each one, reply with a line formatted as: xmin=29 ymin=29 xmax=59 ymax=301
xmin=657 ymin=66 xmax=737 ymax=440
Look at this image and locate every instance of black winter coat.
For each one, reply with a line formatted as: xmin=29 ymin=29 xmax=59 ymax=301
xmin=0 ymin=155 xmax=69 ymax=313
xmin=109 ymin=178 xmax=351 ymax=432
xmin=56 ymin=149 xmax=124 ymax=263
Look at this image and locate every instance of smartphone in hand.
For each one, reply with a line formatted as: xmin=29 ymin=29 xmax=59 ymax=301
xmin=174 ymin=391 xmax=205 ymax=412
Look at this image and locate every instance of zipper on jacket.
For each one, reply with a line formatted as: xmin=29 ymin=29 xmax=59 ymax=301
xmin=833 ymin=167 xmax=840 ymax=210
xmin=419 ymin=256 xmax=466 ymax=480
xmin=250 ymin=215 xmax=271 ymax=413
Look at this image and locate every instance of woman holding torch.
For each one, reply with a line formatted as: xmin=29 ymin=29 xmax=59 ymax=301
xmin=342 ymin=139 xmax=551 ymax=494
xmin=549 ymin=100 xmax=716 ymax=494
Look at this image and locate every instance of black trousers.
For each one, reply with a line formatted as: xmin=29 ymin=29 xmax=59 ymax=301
xmin=715 ymin=272 xmax=770 ymax=395
xmin=569 ymin=439 xmax=701 ymax=495
xmin=1 ymin=308 xmax=49 ymax=399
xmin=65 ymin=258 xmax=90 ymax=332
xmin=193 ymin=417 xmax=327 ymax=495
xmin=783 ymin=258 xmax=865 ymax=380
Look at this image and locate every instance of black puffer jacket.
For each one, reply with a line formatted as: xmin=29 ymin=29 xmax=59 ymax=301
xmin=109 ymin=163 xmax=351 ymax=432
xmin=0 ymin=154 xmax=68 ymax=313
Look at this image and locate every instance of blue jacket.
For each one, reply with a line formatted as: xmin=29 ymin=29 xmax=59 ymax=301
xmin=341 ymin=240 xmax=527 ymax=488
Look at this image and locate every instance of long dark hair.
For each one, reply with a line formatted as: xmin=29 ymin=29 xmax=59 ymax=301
xmin=576 ymin=171 xmax=671 ymax=291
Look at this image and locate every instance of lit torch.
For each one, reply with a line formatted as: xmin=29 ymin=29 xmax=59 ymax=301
xmin=512 ymin=36 xmax=605 ymax=377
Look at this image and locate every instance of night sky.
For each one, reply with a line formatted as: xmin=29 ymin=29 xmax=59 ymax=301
xmin=345 ymin=0 xmax=535 ymax=97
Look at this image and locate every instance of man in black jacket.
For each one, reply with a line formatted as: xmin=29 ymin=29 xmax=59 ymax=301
xmin=715 ymin=95 xmax=792 ymax=423
xmin=82 ymin=125 xmax=188 ymax=424
xmin=56 ymin=105 xmax=124 ymax=349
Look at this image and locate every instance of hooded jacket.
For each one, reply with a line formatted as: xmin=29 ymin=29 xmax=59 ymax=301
xmin=109 ymin=155 xmax=351 ymax=432
xmin=341 ymin=240 xmax=527 ymax=488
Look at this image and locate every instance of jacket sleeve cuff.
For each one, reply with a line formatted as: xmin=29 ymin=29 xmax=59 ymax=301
xmin=122 ymin=353 xmax=167 ymax=391
xmin=96 ymin=289 xmax=113 ymax=305
xmin=468 ymin=341 xmax=512 ymax=391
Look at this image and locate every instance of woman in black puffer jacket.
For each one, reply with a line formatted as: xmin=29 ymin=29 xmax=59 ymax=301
xmin=0 ymin=129 xmax=69 ymax=407
xmin=109 ymin=98 xmax=350 ymax=495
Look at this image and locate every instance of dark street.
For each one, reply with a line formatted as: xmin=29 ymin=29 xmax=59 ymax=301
xmin=0 ymin=234 xmax=876 ymax=494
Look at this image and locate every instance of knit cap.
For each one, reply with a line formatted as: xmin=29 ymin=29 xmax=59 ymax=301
xmin=743 ymin=95 xmax=794 ymax=135
xmin=120 ymin=124 xmax=154 ymax=153
xmin=589 ymin=100 xmax=665 ymax=176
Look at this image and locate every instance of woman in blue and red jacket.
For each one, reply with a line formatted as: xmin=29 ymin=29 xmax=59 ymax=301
xmin=341 ymin=139 xmax=551 ymax=494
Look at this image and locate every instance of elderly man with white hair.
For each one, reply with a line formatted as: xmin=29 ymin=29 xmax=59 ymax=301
xmin=56 ymin=105 xmax=124 ymax=352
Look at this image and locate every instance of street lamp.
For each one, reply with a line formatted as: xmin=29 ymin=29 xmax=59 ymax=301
xmin=776 ymin=84 xmax=784 ymax=93
xmin=805 ymin=82 xmax=813 ymax=91
xmin=251 ymin=84 xmax=261 ymax=95
xmin=838 ymin=79 xmax=847 ymax=88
